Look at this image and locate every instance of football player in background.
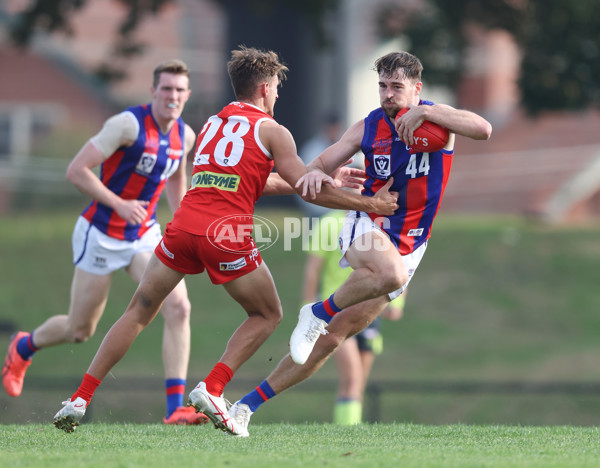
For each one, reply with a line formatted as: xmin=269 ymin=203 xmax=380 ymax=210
xmin=2 ymin=59 xmax=208 ymax=425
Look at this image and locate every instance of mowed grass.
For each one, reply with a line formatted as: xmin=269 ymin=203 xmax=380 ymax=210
xmin=2 ymin=423 xmax=600 ymax=468
xmin=3 ymin=205 xmax=600 ymax=427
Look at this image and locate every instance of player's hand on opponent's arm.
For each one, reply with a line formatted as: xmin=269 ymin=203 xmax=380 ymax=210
xmin=115 ymin=199 xmax=150 ymax=225
xmin=369 ymin=178 xmax=399 ymax=216
xmin=296 ymin=170 xmax=397 ymax=215
xmin=330 ymin=165 xmax=366 ymax=190
xmin=295 ymin=168 xmax=336 ymax=200
xmin=295 ymin=159 xmax=366 ymax=196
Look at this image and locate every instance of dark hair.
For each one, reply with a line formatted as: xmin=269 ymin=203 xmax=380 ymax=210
xmin=227 ymin=46 xmax=288 ymax=100
xmin=152 ymin=59 xmax=190 ymax=88
xmin=374 ymin=52 xmax=423 ymax=82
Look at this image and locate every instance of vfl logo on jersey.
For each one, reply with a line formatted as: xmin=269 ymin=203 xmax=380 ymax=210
xmin=407 ymin=228 xmax=424 ymax=237
xmin=191 ymin=171 xmax=241 ymax=192
xmin=219 ymin=257 xmax=247 ymax=271
xmin=136 ymin=152 xmax=157 ymax=175
xmin=374 ymin=154 xmax=391 ymax=177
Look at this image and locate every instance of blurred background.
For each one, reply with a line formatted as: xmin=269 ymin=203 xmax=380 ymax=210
xmin=1 ymin=0 xmax=600 ymax=426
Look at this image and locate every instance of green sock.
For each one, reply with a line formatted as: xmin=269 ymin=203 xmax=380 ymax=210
xmin=333 ymin=399 xmax=362 ymax=425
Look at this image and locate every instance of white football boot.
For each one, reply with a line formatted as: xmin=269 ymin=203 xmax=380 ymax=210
xmin=53 ymin=397 xmax=87 ymax=433
xmin=187 ymin=382 xmax=246 ymax=436
xmin=229 ymin=401 xmax=252 ymax=438
xmin=289 ymin=303 xmax=328 ymax=365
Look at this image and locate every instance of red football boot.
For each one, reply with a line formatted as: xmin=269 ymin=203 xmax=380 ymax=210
xmin=163 ymin=405 xmax=210 ymax=425
xmin=2 ymin=331 xmax=32 ymax=397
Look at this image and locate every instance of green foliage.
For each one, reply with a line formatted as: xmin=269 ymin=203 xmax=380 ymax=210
xmin=8 ymin=0 xmax=84 ymax=44
xmin=518 ymin=0 xmax=600 ymax=114
xmin=377 ymin=0 xmax=528 ymax=89
xmin=8 ymin=0 xmax=599 ymax=113
xmin=1 ymin=423 xmax=600 ymax=468
xmin=6 ymin=0 xmax=340 ymax=82
xmin=8 ymin=0 xmax=177 ymax=83
xmin=378 ymin=0 xmax=600 ymax=115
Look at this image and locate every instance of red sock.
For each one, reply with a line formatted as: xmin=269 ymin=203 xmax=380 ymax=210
xmin=71 ymin=373 xmax=102 ymax=405
xmin=203 ymin=362 xmax=233 ymax=396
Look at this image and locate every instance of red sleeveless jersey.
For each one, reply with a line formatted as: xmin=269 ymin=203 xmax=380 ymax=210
xmin=171 ymin=102 xmax=275 ymax=235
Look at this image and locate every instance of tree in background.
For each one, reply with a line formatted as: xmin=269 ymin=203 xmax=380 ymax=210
xmin=377 ymin=0 xmax=600 ymax=115
xmin=7 ymin=0 xmax=176 ymax=82
xmin=5 ymin=0 xmax=338 ymax=82
xmin=6 ymin=0 xmax=599 ymax=115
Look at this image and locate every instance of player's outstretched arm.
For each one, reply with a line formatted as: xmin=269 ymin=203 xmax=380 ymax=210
xmin=262 ymin=165 xmax=365 ymax=196
xmin=262 ymin=120 xmax=397 ymax=215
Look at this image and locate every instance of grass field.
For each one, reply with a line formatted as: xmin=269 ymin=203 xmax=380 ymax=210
xmin=2 ymin=205 xmax=600 ymax=430
xmin=2 ymin=423 xmax=600 ymax=468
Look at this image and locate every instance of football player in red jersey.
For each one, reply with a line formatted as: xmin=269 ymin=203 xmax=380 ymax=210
xmin=52 ymin=46 xmax=398 ymax=435
xmin=2 ymin=60 xmax=211 ymax=425
xmin=228 ymin=51 xmax=491 ymax=435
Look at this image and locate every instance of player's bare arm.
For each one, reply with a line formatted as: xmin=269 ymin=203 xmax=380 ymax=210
xmin=262 ymin=166 xmax=366 ymax=196
xmin=262 ymin=120 xmax=365 ymax=196
xmin=66 ymin=112 xmax=149 ymax=225
xmin=309 ymin=120 xmax=365 ymax=174
xmin=396 ymin=104 xmax=491 ymax=147
xmin=329 ymin=165 xmax=367 ymax=190
xmin=296 ymin=120 xmax=365 ymax=198
xmin=262 ymin=172 xmax=297 ymax=196
xmin=262 ymin=122 xmax=398 ymax=215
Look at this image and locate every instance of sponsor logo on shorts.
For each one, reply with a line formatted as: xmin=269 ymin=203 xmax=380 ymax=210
xmin=407 ymin=228 xmax=424 ymax=237
xmin=249 ymin=248 xmax=259 ymax=262
xmin=94 ymin=256 xmax=108 ymax=268
xmin=160 ymin=240 xmax=174 ymax=259
xmin=219 ymin=257 xmax=247 ymax=271
xmin=190 ymin=171 xmax=240 ymax=192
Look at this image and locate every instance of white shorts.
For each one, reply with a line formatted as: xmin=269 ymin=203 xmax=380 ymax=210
xmin=72 ymin=216 xmax=162 ymax=275
xmin=338 ymin=210 xmax=427 ymax=300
